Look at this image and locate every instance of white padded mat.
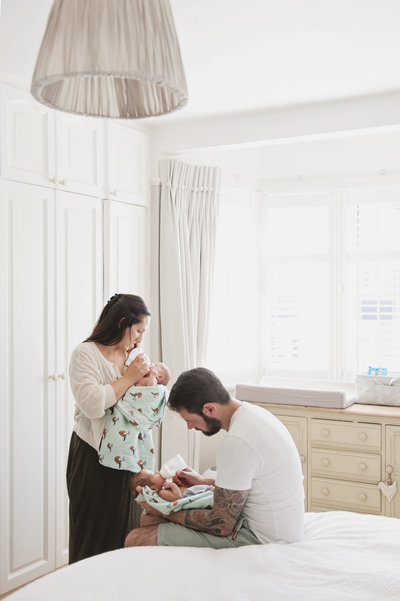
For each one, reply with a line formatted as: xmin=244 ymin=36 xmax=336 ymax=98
xmin=236 ymin=380 xmax=355 ymax=408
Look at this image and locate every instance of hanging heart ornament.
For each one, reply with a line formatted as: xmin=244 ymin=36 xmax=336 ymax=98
xmin=378 ymin=480 xmax=397 ymax=502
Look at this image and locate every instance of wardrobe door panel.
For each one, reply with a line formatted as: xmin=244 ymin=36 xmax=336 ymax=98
xmin=54 ymin=191 xmax=103 ymax=566
xmin=0 ymin=181 xmax=56 ymax=594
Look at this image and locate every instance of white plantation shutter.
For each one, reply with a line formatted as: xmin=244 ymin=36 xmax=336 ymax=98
xmin=206 ymin=186 xmax=400 ymax=383
xmin=342 ymin=191 xmax=400 ymax=377
xmin=206 ymin=188 xmax=259 ymax=383
xmin=261 ymin=198 xmax=331 ymax=377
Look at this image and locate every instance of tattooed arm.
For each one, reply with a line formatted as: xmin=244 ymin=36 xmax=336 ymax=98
xmin=165 ymin=485 xmax=250 ymax=537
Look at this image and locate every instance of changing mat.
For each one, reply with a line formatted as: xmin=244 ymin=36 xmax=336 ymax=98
xmin=99 ymin=385 xmax=168 ymax=472
xmin=136 ymin=485 xmax=214 ymax=515
xmin=236 ymin=381 xmax=355 ymax=409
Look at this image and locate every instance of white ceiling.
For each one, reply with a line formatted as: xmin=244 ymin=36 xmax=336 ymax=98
xmin=1 ymin=0 xmax=400 ymax=123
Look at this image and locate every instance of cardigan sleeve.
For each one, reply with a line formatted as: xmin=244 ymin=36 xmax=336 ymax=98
xmin=69 ymin=344 xmax=116 ymax=419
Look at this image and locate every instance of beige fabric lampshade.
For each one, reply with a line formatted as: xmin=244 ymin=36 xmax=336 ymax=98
xmin=31 ymin=0 xmax=188 ymax=119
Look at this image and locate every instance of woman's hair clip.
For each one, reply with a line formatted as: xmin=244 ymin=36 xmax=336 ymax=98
xmin=107 ymin=293 xmax=121 ymax=305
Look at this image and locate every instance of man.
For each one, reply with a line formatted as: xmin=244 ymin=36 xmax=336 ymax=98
xmin=125 ymin=367 xmax=304 ymax=548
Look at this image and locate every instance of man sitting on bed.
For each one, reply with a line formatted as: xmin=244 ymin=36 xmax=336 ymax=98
xmin=125 ymin=367 xmax=304 ymax=549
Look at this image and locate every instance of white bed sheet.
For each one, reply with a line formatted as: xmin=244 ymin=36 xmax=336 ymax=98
xmin=8 ymin=511 xmax=400 ymax=601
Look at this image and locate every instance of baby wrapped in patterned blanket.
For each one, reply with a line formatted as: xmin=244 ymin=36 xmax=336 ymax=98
xmin=133 ymin=469 xmax=214 ymax=515
xmin=99 ymin=362 xmax=170 ymax=472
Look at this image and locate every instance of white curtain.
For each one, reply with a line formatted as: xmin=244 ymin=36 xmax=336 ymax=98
xmin=159 ymin=159 xmax=221 ymax=468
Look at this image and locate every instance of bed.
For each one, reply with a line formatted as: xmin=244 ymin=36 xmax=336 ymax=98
xmin=8 ymin=511 xmax=400 ymax=601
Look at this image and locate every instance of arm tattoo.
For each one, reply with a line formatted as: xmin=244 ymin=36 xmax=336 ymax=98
xmin=181 ymin=487 xmax=249 ymax=536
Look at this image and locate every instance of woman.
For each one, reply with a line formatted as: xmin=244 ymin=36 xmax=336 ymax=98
xmin=67 ymin=293 xmax=152 ymax=564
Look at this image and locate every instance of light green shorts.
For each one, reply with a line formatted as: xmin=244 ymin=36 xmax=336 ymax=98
xmin=157 ymin=516 xmax=261 ymax=549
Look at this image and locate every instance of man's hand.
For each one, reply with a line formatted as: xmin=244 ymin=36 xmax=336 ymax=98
xmin=174 ymin=467 xmax=214 ymax=487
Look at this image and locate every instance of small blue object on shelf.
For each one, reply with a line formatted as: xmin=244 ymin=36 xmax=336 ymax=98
xmin=368 ymin=366 xmax=388 ymax=376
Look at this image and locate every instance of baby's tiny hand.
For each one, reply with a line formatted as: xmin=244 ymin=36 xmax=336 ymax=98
xmin=136 ymin=485 xmax=143 ymax=494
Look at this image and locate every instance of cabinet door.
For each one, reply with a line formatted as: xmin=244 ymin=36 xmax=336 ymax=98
xmin=54 ymin=191 xmax=103 ymax=567
xmin=103 ymin=200 xmax=147 ymax=301
xmin=275 ymin=415 xmax=308 ymax=508
xmin=385 ymin=426 xmax=400 ymax=518
xmin=0 ymin=84 xmax=56 ymax=187
xmin=106 ymin=122 xmax=148 ymax=205
xmin=0 ymin=181 xmax=56 ymax=594
xmin=56 ymin=114 xmax=105 ymax=197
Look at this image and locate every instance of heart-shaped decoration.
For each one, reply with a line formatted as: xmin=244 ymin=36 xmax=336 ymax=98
xmin=378 ymin=480 xmax=397 ymax=502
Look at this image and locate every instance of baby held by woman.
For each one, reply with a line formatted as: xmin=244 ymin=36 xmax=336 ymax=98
xmin=99 ymin=360 xmax=171 ymax=472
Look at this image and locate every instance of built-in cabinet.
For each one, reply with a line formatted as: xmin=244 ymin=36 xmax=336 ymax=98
xmin=260 ymin=403 xmax=400 ymax=518
xmin=106 ymin=120 xmax=148 ymax=204
xmin=0 ymin=82 xmax=148 ymax=204
xmin=0 ymin=82 xmax=150 ymax=595
xmin=104 ymin=199 xmax=147 ymax=300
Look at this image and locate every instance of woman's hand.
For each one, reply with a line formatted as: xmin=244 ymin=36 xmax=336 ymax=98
xmin=125 ymin=353 xmax=151 ymax=384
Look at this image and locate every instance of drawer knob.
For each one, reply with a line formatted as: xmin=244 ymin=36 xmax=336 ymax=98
xmin=358 ymin=462 xmax=367 ymax=471
xmin=321 ymin=429 xmax=330 ymax=437
xmin=321 ymin=458 xmax=330 ymax=467
xmin=359 ymin=493 xmax=367 ymax=502
xmin=359 ymin=432 xmax=367 ymax=441
xmin=300 ymin=454 xmax=306 ymax=464
xmin=322 ymin=487 xmax=330 ymax=496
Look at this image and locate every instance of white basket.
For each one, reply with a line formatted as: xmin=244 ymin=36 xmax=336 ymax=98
xmin=356 ymin=375 xmax=400 ymax=406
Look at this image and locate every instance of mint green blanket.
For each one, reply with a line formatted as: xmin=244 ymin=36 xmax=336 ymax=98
xmin=136 ymin=485 xmax=214 ymax=515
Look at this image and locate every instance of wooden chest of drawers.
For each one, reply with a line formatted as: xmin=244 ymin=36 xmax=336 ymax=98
xmin=253 ymin=402 xmax=400 ymax=518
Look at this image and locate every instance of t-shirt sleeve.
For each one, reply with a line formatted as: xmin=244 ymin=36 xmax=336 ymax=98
xmin=215 ymin=434 xmax=261 ymax=491
xmin=69 ymin=345 xmax=116 ymax=419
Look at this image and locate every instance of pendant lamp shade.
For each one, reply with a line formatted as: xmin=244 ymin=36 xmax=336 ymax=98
xmin=31 ymin=0 xmax=188 ymax=119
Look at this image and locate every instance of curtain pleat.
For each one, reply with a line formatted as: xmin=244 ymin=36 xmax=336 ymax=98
xmin=159 ymin=159 xmax=221 ymax=467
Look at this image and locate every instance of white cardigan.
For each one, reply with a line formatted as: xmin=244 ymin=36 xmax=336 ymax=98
xmin=69 ymin=341 xmax=117 ymax=450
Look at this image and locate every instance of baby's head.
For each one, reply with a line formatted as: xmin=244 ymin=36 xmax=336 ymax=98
xmin=132 ymin=469 xmax=166 ymax=495
xmin=153 ymin=362 xmax=171 ymax=385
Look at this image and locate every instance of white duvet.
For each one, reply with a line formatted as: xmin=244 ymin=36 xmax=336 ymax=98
xmin=8 ymin=512 xmax=400 ymax=601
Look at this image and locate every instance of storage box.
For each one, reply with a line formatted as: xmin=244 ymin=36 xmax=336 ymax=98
xmin=356 ymin=374 xmax=400 ymax=406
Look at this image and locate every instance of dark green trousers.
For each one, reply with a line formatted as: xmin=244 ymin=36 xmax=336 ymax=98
xmin=66 ymin=431 xmax=141 ymax=564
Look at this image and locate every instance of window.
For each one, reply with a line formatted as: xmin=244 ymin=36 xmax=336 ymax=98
xmin=206 ymin=188 xmax=259 ymax=384
xmin=342 ymin=190 xmax=400 ymax=378
xmin=206 ymin=187 xmax=400 ymax=383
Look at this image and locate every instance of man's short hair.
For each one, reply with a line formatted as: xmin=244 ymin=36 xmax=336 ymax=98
xmin=168 ymin=367 xmax=230 ymax=415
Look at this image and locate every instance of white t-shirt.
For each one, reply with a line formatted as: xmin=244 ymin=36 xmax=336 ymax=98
xmin=215 ymin=402 xmax=304 ymax=544
xmin=69 ymin=341 xmax=117 ymax=450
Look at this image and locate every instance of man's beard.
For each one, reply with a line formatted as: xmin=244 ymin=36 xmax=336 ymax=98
xmin=198 ymin=414 xmax=222 ymax=437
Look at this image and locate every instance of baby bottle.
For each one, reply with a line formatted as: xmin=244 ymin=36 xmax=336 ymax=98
xmin=159 ymin=454 xmax=187 ymax=479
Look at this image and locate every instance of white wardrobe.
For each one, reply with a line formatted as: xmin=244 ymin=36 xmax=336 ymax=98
xmin=0 ymin=82 xmax=150 ymax=595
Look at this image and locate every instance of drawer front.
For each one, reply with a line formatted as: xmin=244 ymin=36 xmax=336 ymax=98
xmin=311 ymin=419 xmax=381 ymax=452
xmin=311 ymin=449 xmax=381 ymax=483
xmin=311 ymin=477 xmax=381 ymax=512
